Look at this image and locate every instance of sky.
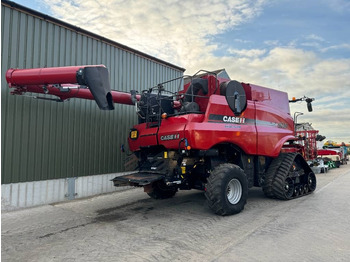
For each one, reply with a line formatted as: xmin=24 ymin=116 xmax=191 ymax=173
xmin=11 ymin=0 xmax=350 ymax=143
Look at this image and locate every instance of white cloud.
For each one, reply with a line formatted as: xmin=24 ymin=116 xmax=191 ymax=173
xmin=287 ymin=39 xmax=298 ymax=47
xmin=305 ymin=34 xmax=325 ymax=42
xmin=300 ymin=42 xmax=321 ymax=48
xmin=41 ymin=0 xmax=267 ymax=69
xmin=227 ymin=48 xmax=266 ymax=57
xmin=264 ymin=40 xmax=280 ymax=46
xmin=235 ymin=39 xmax=253 ymax=44
xmin=295 ymin=107 xmax=350 ymax=142
xmin=321 ymin=43 xmax=350 ymax=53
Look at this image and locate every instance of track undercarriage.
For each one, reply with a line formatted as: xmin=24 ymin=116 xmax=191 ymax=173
xmin=263 ymin=152 xmax=317 ymax=200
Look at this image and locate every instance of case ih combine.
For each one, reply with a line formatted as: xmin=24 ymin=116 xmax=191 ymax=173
xmin=6 ymin=65 xmax=317 ymax=215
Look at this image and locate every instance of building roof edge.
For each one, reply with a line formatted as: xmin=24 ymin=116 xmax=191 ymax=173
xmin=1 ymin=0 xmax=186 ymax=72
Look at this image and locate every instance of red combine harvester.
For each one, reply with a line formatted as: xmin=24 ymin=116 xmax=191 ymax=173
xmin=6 ymin=65 xmax=317 ymax=215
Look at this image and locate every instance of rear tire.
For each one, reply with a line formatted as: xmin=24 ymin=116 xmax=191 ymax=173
xmin=147 ymin=181 xmax=177 ymax=199
xmin=205 ymin=164 xmax=248 ymax=216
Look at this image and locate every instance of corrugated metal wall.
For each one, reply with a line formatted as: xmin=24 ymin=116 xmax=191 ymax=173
xmin=1 ymin=2 xmax=184 ymax=184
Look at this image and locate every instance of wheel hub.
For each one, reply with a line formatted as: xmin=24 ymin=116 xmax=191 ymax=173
xmin=226 ymin=178 xmax=242 ymax=204
xmin=284 ymin=177 xmax=294 ymax=198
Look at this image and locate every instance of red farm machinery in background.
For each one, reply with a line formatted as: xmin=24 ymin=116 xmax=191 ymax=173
xmin=6 ymin=65 xmax=317 ymax=215
xmin=295 ymin=130 xmax=319 ymax=161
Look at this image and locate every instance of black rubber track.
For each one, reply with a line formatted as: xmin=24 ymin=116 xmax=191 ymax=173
xmin=272 ymin=153 xmax=299 ymax=200
xmin=205 ymin=163 xmax=248 ymax=216
xmin=262 ymin=152 xmax=316 ymax=200
xmin=262 ymin=153 xmax=297 ymax=199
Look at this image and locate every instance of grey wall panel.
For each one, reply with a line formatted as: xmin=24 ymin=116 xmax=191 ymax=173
xmin=1 ymin=3 xmax=184 ymax=184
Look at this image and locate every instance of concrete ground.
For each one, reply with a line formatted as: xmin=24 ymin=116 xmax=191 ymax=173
xmin=2 ymin=164 xmax=350 ymax=262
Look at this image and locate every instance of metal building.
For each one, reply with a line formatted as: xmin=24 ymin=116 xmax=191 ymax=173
xmin=1 ymin=0 xmax=185 ymax=210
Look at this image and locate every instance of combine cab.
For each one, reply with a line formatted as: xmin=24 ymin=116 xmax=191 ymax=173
xmin=6 ymin=65 xmax=317 ymax=215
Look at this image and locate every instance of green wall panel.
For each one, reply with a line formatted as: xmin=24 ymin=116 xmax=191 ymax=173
xmin=1 ymin=2 xmax=184 ymax=184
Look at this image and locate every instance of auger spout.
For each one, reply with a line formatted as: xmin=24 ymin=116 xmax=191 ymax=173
xmin=5 ymin=65 xmax=140 ymax=109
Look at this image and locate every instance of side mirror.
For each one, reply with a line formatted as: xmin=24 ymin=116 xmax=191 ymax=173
xmin=306 ymin=98 xmax=314 ymax=112
xmin=290 ymin=96 xmax=314 ymax=112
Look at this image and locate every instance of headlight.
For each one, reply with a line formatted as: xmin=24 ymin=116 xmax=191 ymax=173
xmin=129 ymin=129 xmax=138 ymax=140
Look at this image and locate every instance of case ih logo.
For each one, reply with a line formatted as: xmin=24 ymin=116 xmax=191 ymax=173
xmin=223 ymin=116 xmax=246 ymax=124
xmin=160 ymin=134 xmax=180 ymax=141
xmin=209 ymin=114 xmax=247 ymax=124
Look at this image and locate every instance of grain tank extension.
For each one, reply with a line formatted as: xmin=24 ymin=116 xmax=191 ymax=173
xmin=6 ymin=65 xmax=316 ymax=215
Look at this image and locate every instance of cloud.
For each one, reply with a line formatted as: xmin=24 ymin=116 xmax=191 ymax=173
xmin=232 ymin=47 xmax=350 ymax=101
xmin=227 ymin=48 xmax=266 ymax=57
xmin=41 ymin=0 xmax=267 ymax=69
xmin=300 ymin=42 xmax=321 ymax=48
xmin=297 ymin=107 xmax=350 ymax=142
xmin=321 ymin=43 xmax=350 ymax=53
xmin=235 ymin=39 xmax=253 ymax=44
xmin=305 ymin=34 xmax=325 ymax=42
xmin=264 ymin=40 xmax=280 ymax=46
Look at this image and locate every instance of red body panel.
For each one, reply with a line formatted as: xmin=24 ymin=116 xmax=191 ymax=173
xmin=255 ymin=103 xmax=294 ymax=157
xmin=158 ymin=115 xmax=198 ymax=150
xmin=192 ymin=95 xmax=257 ymax=154
xmin=129 ymin=124 xmax=158 ymax=151
xmin=129 ymin=84 xmax=295 ymax=158
xmin=247 ymin=84 xmax=291 ymax=114
xmin=247 ymin=83 xmax=294 ymax=157
xmin=129 ymin=115 xmax=203 ymax=151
